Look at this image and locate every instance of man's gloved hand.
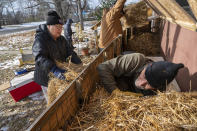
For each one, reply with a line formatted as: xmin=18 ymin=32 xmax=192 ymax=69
xmin=112 ymin=88 xmax=143 ymax=97
xmin=51 ymin=66 xmax=67 ymax=80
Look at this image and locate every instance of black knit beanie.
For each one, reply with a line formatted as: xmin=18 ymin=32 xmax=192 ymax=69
xmin=145 ymin=61 xmax=184 ymax=90
xmin=46 ymin=10 xmax=63 ymax=25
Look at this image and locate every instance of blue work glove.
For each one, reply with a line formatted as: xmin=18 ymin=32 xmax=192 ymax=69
xmin=51 ymin=66 xmax=66 ymax=80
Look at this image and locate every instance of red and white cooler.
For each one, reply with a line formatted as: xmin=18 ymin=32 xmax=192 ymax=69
xmin=9 ymin=71 xmax=42 ymax=102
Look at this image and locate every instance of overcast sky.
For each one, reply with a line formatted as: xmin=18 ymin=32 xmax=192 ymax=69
xmin=89 ymin=0 xmax=140 ymax=8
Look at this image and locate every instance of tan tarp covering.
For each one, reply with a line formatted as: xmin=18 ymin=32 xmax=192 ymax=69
xmin=147 ymin=0 xmax=197 ymax=31
xmin=188 ymin=0 xmax=197 ymax=20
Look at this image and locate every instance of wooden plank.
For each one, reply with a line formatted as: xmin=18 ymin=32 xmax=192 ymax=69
xmin=69 ymin=91 xmax=78 ymax=113
xmin=49 ymin=112 xmax=58 ymax=131
xmin=61 ymin=98 xmax=70 ymax=120
xmin=104 ymin=44 xmax=113 ymax=61
xmin=0 ymin=82 xmax=10 ymax=91
xmin=149 ymin=0 xmax=175 ymax=19
xmin=56 ymin=105 xmax=64 ymax=128
xmin=41 ymin=123 xmax=50 ymax=131
xmin=66 ymin=96 xmax=76 ymax=119
xmin=91 ymin=21 xmax=101 ymax=30
xmin=29 ymin=83 xmax=77 ymax=130
xmin=148 ymin=0 xmax=197 ymax=31
xmin=144 ymin=0 xmax=163 ymax=16
xmin=116 ymin=35 xmax=122 ymax=55
xmin=188 ymin=0 xmax=197 ymax=20
xmin=82 ymin=75 xmax=91 ymax=98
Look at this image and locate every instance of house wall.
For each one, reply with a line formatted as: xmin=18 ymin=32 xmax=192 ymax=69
xmin=160 ymin=20 xmax=197 ymax=91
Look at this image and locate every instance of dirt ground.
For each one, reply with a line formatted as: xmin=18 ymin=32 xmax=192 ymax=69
xmin=0 ymin=21 xmax=96 ymax=131
xmin=0 ymin=31 xmax=47 ymax=131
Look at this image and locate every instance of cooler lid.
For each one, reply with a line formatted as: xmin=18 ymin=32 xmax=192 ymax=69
xmin=10 ymin=71 xmax=34 ymax=87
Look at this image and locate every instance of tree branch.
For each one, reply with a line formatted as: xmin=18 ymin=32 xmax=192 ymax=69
xmin=24 ymin=1 xmax=55 ymax=9
xmin=82 ymin=0 xmax=87 ymax=10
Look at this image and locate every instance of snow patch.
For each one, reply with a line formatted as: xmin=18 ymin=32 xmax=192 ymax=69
xmin=1 ymin=21 xmax=45 ymax=29
xmin=73 ymin=42 xmax=89 ymax=49
xmin=0 ymin=126 xmax=9 ymax=131
xmin=0 ymin=55 xmax=20 ymax=69
xmin=19 ymin=21 xmax=46 ymax=27
xmin=0 ymin=46 xmax=9 ymax=50
xmin=0 ymin=29 xmax=35 ymax=38
xmin=28 ymin=91 xmax=45 ymax=101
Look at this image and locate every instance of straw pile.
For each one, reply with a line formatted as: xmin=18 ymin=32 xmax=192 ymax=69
xmin=69 ymin=88 xmax=197 ymax=130
xmin=47 ymin=56 xmax=95 ymax=106
xmin=126 ymin=33 xmax=160 ymax=56
xmin=121 ymin=1 xmax=148 ymax=28
xmin=121 ymin=1 xmax=161 ymax=56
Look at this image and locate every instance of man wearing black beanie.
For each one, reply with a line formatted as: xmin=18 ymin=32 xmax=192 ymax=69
xmin=32 ymin=10 xmax=82 ymax=103
xmin=97 ymin=53 xmax=184 ymax=96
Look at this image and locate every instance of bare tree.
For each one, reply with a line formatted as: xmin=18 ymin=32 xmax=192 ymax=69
xmin=52 ymin=0 xmax=64 ymax=20
xmin=77 ymin=0 xmax=84 ymax=30
xmin=24 ymin=0 xmax=71 ymax=22
xmin=0 ymin=1 xmax=8 ymax=27
xmin=70 ymin=0 xmax=87 ymax=30
xmin=0 ymin=2 xmax=6 ymax=28
xmin=26 ymin=0 xmax=54 ymax=21
xmin=62 ymin=0 xmax=70 ymax=21
xmin=0 ymin=0 xmax=89 ymax=27
xmin=52 ymin=0 xmax=72 ymax=22
xmin=7 ymin=0 xmax=20 ymax=23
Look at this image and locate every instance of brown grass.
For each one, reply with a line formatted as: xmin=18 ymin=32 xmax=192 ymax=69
xmin=69 ymin=88 xmax=197 ymax=131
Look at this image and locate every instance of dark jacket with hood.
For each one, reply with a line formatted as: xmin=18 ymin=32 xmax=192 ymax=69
xmin=64 ymin=19 xmax=73 ymax=42
xmin=32 ymin=24 xmax=81 ymax=86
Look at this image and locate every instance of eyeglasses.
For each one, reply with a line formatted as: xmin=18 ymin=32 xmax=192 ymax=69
xmin=55 ymin=25 xmax=63 ymax=30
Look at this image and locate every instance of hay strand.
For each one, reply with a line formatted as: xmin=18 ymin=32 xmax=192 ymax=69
xmin=47 ymin=56 xmax=94 ymax=106
xmin=69 ymin=88 xmax=197 ymax=130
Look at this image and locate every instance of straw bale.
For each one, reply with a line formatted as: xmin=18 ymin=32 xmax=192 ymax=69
xmin=69 ymin=88 xmax=197 ymax=131
xmin=121 ymin=1 xmax=148 ymax=28
xmin=47 ymin=56 xmax=95 ymax=106
xmin=126 ymin=33 xmax=160 ymax=56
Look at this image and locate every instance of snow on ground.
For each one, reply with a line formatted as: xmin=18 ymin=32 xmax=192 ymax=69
xmin=0 ymin=21 xmax=45 ymax=31
xmin=0 ymin=31 xmax=35 ymax=50
xmin=0 ymin=29 xmax=36 ymax=38
xmin=18 ymin=21 xmax=46 ymax=27
xmin=0 ymin=126 xmax=9 ymax=131
xmin=0 ymin=55 xmax=20 ymax=69
xmin=0 ymin=20 xmax=98 ymax=131
xmin=74 ymin=42 xmax=88 ymax=48
xmin=0 ymin=46 xmax=9 ymax=50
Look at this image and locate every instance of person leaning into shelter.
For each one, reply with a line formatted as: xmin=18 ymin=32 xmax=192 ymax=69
xmin=32 ymin=11 xmax=82 ymax=103
xmin=64 ymin=19 xmax=75 ymax=49
xmin=99 ymin=0 xmax=126 ymax=52
xmin=97 ymin=53 xmax=184 ymax=96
